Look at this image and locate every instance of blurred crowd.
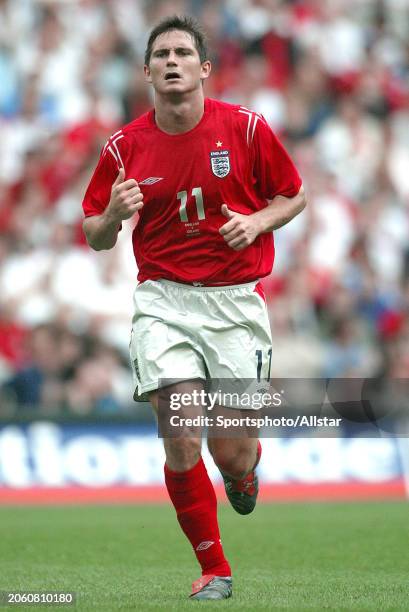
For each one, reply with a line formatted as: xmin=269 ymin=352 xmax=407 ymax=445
xmin=0 ymin=0 xmax=408 ymax=415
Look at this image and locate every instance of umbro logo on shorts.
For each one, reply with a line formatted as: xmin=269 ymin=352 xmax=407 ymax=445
xmin=196 ymin=540 xmax=215 ymax=551
xmin=139 ymin=177 xmax=164 ymax=185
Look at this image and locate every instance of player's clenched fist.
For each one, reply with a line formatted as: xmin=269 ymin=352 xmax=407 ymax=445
xmin=107 ymin=168 xmax=144 ymax=222
xmin=219 ymin=204 xmax=261 ymax=251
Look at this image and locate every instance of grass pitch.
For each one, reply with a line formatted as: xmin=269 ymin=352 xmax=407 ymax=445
xmin=0 ymin=501 xmax=408 ymax=610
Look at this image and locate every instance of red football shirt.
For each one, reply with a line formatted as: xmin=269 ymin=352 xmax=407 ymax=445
xmin=82 ymin=98 xmax=302 ymax=284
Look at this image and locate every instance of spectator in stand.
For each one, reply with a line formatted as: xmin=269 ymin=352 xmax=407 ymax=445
xmin=1 ymin=324 xmax=63 ymax=412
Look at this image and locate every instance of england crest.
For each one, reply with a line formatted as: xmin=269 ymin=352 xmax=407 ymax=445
xmin=210 ymin=150 xmax=230 ymax=178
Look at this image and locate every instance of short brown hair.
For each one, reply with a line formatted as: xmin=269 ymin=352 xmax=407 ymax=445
xmin=144 ymin=15 xmax=208 ymax=66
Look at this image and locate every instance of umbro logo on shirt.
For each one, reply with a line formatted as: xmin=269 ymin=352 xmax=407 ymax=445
xmin=139 ymin=177 xmax=164 ymax=185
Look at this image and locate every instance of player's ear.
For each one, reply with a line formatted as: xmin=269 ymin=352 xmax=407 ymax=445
xmin=144 ymin=64 xmax=152 ymax=83
xmin=200 ymin=60 xmax=211 ymax=82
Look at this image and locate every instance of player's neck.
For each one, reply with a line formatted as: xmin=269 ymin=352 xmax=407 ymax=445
xmin=153 ymin=91 xmax=205 ymax=135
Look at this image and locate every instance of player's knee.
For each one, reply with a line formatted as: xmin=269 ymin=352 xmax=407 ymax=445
xmin=164 ymin=437 xmax=201 ymax=472
xmin=212 ymin=448 xmax=252 ymax=480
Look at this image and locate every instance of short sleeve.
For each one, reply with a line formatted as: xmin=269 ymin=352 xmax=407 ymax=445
xmin=82 ymin=143 xmax=121 ymax=218
xmin=251 ymin=118 xmax=302 ymax=200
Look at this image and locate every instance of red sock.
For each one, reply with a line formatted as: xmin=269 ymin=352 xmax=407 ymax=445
xmin=164 ymin=457 xmax=231 ymax=577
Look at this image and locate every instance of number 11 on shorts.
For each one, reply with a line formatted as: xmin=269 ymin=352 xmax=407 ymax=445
xmin=256 ymin=348 xmax=272 ymax=382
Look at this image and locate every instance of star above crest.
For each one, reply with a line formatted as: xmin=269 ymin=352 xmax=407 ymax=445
xmin=216 ymin=140 xmax=223 ymax=147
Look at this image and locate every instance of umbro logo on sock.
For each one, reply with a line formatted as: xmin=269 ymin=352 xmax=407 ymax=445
xmin=139 ymin=177 xmax=164 ymax=185
xmin=196 ymin=540 xmax=215 ymax=551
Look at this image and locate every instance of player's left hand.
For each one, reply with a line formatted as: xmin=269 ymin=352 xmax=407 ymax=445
xmin=219 ymin=204 xmax=261 ymax=251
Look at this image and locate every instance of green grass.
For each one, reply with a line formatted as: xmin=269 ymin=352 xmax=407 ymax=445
xmin=0 ymin=502 xmax=408 ymax=610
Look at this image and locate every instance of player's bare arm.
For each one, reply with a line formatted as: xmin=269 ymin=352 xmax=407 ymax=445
xmin=83 ymin=168 xmax=143 ymax=251
xmin=219 ymin=185 xmax=306 ymax=251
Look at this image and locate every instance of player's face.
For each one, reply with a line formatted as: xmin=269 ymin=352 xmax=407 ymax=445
xmin=144 ymin=30 xmax=211 ymax=96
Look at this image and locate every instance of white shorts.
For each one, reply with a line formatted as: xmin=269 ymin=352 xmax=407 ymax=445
xmin=129 ymin=279 xmax=273 ymax=401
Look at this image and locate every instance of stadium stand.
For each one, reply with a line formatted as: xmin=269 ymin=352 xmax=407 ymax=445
xmin=0 ymin=0 xmax=408 ymax=414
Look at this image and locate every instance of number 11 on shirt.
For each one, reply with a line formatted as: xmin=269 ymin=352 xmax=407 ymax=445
xmin=178 ymin=187 xmax=205 ymax=222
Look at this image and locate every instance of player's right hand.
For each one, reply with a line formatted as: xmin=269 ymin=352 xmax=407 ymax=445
xmin=106 ymin=168 xmax=144 ymax=222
